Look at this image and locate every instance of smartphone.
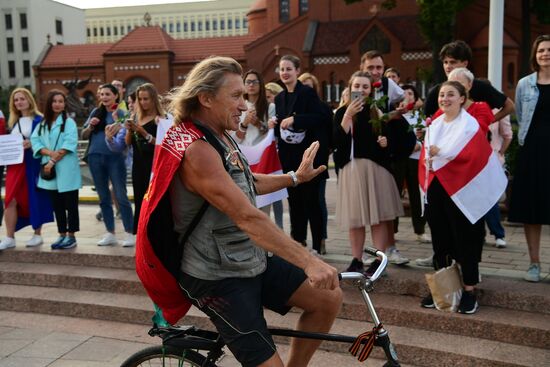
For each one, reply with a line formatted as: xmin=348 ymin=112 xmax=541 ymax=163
xmin=351 ymin=91 xmax=363 ymax=102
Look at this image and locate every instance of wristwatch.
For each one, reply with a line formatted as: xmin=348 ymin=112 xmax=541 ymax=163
xmin=287 ymin=170 xmax=299 ymax=187
xmin=238 ymin=122 xmax=248 ymax=133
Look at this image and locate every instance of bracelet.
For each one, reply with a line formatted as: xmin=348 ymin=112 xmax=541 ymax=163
xmin=238 ymin=122 xmax=248 ymax=133
xmin=49 ymin=159 xmax=56 ymax=165
xmin=287 ymin=170 xmax=299 ymax=187
xmin=145 ymin=134 xmax=154 ymax=143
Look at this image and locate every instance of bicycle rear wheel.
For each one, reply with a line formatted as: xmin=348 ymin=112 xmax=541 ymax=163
xmin=120 ymin=345 xmax=217 ymax=367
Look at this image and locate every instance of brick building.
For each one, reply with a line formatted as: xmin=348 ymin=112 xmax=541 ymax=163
xmin=33 ymin=0 xmax=550 ymax=113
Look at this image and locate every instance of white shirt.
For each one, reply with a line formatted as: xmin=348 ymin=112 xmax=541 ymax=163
xmin=232 ymin=101 xmax=276 ymax=146
xmin=11 ymin=116 xmax=33 ymax=138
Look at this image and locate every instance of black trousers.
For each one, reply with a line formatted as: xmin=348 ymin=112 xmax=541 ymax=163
xmin=391 ymin=157 xmax=408 ymax=233
xmin=48 ymin=190 xmax=80 ymax=234
xmin=425 ymin=178 xmax=484 ymax=286
xmin=287 ymin=177 xmax=323 ymax=252
xmin=405 ymin=158 xmax=427 ymax=234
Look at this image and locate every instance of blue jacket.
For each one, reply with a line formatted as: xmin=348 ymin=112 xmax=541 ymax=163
xmin=515 ymin=72 xmax=539 ymax=146
xmin=15 ymin=115 xmax=54 ymax=230
xmin=31 ymin=115 xmax=82 ymax=192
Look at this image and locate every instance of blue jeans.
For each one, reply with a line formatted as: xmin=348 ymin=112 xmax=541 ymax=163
xmin=484 ymin=202 xmax=505 ymax=239
xmin=88 ymin=154 xmax=133 ymax=233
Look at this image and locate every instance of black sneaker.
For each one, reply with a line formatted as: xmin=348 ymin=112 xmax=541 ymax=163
xmin=346 ymin=258 xmax=364 ymax=273
xmin=458 ymin=291 xmax=478 ymax=314
xmin=364 ymin=259 xmax=381 ymax=278
xmin=420 ymin=294 xmax=435 ymax=308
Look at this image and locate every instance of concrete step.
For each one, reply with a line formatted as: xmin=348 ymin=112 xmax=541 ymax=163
xmin=3 ymin=248 xmax=548 ymax=314
xmin=0 ymin=285 xmax=547 ymax=367
xmin=2 ymin=261 xmax=548 ymax=350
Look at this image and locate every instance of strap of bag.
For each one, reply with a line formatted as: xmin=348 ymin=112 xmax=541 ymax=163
xmin=177 ymin=123 xmax=230 ymax=246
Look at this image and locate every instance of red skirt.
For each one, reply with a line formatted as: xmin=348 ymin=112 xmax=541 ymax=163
xmin=5 ymin=163 xmax=30 ymax=219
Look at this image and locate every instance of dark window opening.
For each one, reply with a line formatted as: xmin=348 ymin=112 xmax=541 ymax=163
xmin=56 ymin=19 xmax=63 ymax=35
xmin=8 ymin=61 xmax=16 ymax=78
xmin=87 ymin=28 xmax=90 ymax=37
xmin=22 ymin=37 xmax=28 ymax=52
xmin=20 ymin=13 xmax=27 ymax=29
xmin=213 ymin=20 xmax=217 ymax=30
xmin=93 ymin=28 xmax=97 ymax=37
xmin=5 ymin=13 xmax=12 ymax=30
xmin=7 ymin=37 xmax=14 ymax=53
xmin=106 ymin=27 xmax=111 ymax=36
xmin=23 ymin=60 xmax=30 ymax=77
xmin=279 ymin=0 xmax=290 ymax=23
xmin=299 ymin=0 xmax=309 ymax=15
xmin=100 ymin=27 xmax=104 ymax=36
xmin=359 ymin=25 xmax=391 ymax=55
xmin=220 ymin=19 xmax=225 ymax=30
xmin=235 ymin=18 xmax=240 ymax=29
xmin=228 ymin=19 xmax=232 ymax=29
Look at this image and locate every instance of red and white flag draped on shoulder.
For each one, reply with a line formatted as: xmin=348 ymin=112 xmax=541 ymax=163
xmin=136 ymin=120 xmax=203 ymax=325
xmin=418 ymin=110 xmax=507 ymax=224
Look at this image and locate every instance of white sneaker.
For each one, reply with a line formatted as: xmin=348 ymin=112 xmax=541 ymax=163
xmin=122 ymin=233 xmax=135 ymax=247
xmin=495 ymin=238 xmax=507 ymax=248
xmin=0 ymin=237 xmax=16 ymax=250
xmin=416 ymin=234 xmax=431 ymax=243
xmin=97 ymin=233 xmax=118 ymax=246
xmin=415 ymin=255 xmax=433 ymax=267
xmin=362 ymin=249 xmax=376 ymax=265
xmin=25 ymin=235 xmax=43 ymax=247
xmin=386 ymin=248 xmax=410 ymax=265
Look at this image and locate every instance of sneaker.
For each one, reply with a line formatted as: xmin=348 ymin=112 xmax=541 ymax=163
xmin=346 ymin=258 xmax=364 ymax=273
xmin=364 ymin=259 xmax=381 ymax=278
xmin=494 ymin=238 xmax=507 ymax=248
xmin=362 ymin=248 xmax=377 ymax=265
xmin=25 ymin=235 xmax=43 ymax=248
xmin=458 ymin=291 xmax=478 ymax=314
xmin=58 ymin=236 xmax=77 ymax=249
xmin=0 ymin=237 xmax=16 ymax=250
xmin=415 ymin=255 xmax=434 ymax=267
xmin=524 ymin=263 xmax=541 ymax=283
xmin=416 ymin=233 xmax=431 ymax=243
xmin=121 ymin=233 xmax=135 ymax=247
xmin=97 ymin=233 xmax=118 ymax=246
xmin=420 ymin=294 xmax=435 ymax=308
xmin=50 ymin=236 xmax=66 ymax=249
xmin=386 ymin=248 xmax=410 ymax=265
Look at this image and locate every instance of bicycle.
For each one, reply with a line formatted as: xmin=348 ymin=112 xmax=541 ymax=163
xmin=121 ymin=247 xmax=401 ymax=366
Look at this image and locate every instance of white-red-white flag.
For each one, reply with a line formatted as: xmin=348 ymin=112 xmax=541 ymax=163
xmin=419 ymin=110 xmax=507 ymax=224
xmin=238 ymin=129 xmax=288 ymax=208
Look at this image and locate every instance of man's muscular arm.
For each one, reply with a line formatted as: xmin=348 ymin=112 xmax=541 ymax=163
xmin=178 ymin=140 xmax=338 ymax=290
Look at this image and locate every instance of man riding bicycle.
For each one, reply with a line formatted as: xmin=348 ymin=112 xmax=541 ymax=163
xmin=136 ymin=56 xmax=343 ymax=367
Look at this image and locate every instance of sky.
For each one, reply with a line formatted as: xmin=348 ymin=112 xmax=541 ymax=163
xmin=53 ymin=0 xmax=208 ymax=9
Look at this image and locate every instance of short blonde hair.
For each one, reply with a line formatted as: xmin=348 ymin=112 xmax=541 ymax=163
xmin=265 ymin=82 xmax=283 ymax=96
xmin=167 ymin=56 xmax=242 ymax=123
xmin=8 ymin=87 xmax=42 ymax=129
xmin=298 ymin=72 xmax=320 ymax=94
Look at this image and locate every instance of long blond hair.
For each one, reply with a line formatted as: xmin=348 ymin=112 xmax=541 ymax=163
xmin=167 ymin=56 xmax=242 ymax=123
xmin=8 ymin=87 xmax=42 ymax=129
xmin=134 ymin=83 xmax=165 ymax=121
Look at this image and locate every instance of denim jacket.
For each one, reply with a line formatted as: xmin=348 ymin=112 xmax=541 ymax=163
xmin=515 ymin=72 xmax=539 ymax=146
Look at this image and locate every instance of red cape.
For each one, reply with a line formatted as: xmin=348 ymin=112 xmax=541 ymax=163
xmin=135 ymin=120 xmax=204 ymax=325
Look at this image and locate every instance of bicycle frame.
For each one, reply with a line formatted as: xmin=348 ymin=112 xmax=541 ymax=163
xmin=141 ymin=247 xmax=401 ymax=366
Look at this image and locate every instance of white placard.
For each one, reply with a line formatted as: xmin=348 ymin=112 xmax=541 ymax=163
xmin=0 ymin=134 xmax=24 ymax=165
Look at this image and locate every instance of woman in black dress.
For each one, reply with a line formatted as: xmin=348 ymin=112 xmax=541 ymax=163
xmin=124 ymin=83 xmax=165 ymax=234
xmin=508 ymin=35 xmax=550 ymax=282
xmin=275 ymin=55 xmax=326 ymax=254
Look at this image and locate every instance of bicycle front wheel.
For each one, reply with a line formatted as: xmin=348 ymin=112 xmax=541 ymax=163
xmin=120 ymin=345 xmax=217 ymax=367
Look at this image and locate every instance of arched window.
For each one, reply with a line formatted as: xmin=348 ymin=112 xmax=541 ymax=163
xmin=359 ymin=25 xmax=391 ymax=55
xmin=280 ymin=0 xmax=290 ymax=23
xmin=299 ymin=0 xmax=309 ymax=15
xmin=125 ymin=77 xmax=150 ymax=95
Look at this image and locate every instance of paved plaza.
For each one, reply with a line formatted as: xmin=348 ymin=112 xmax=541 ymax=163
xmin=0 ymin=175 xmax=549 ymax=366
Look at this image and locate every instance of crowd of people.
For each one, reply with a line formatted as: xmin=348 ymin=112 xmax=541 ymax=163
xmin=0 ymin=37 xmax=548 ymax=318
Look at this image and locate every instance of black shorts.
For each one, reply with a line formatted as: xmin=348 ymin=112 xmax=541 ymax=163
xmin=178 ymin=255 xmax=307 ymax=367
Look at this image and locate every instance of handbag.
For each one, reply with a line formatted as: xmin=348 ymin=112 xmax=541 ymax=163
xmin=40 ymin=163 xmax=56 ymax=180
xmin=425 ymin=260 xmax=463 ymax=312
